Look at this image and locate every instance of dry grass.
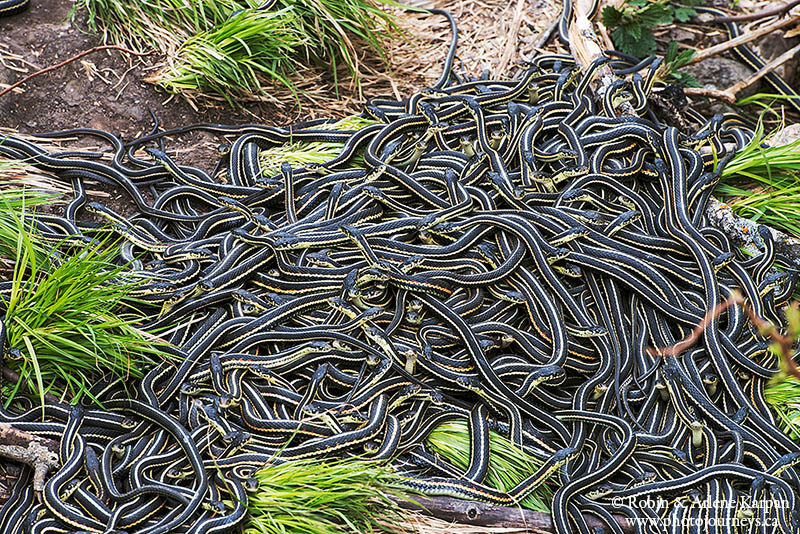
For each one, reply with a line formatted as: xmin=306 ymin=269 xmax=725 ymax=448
xmin=195 ymin=0 xmax=563 ymax=122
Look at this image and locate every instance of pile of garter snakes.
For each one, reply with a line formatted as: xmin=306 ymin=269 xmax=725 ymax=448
xmin=3 ymin=2 xmax=800 ymax=534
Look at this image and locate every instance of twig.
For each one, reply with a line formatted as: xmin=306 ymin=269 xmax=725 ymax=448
xmin=683 ymin=86 xmax=737 ymax=104
xmin=568 ymin=0 xmax=636 ymax=114
xmin=497 ymin=0 xmax=526 ymax=75
xmin=647 ymin=293 xmax=743 ymax=357
xmin=711 ymin=0 xmax=800 ymax=23
xmin=646 ymin=292 xmax=800 ymax=381
xmin=726 ymin=40 xmax=800 ymax=95
xmin=0 ymin=45 xmax=149 ymax=99
xmin=687 ymin=13 xmax=800 ymax=65
xmin=705 ymin=197 xmax=800 ymax=261
xmin=534 ymin=17 xmax=560 ymax=49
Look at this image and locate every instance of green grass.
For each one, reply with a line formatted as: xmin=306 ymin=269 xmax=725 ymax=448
xmin=0 ymin=191 xmax=172 ymax=404
xmin=257 ymin=115 xmax=377 ymax=177
xmin=426 ymin=420 xmax=555 ymax=512
xmin=716 ymin=121 xmax=800 ymax=237
xmin=74 ymin=0 xmax=401 ymax=103
xmin=153 ymin=7 xmax=304 ymax=106
xmin=243 ymin=457 xmax=410 ymax=534
xmin=765 ymin=377 xmax=800 ymax=440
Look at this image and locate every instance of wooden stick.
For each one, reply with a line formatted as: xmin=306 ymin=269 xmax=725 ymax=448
xmin=706 ymin=197 xmax=800 ymax=263
xmin=711 ymin=0 xmax=800 ymax=23
xmin=391 ymin=495 xmax=635 ymax=533
xmin=0 ymin=45 xmax=149 ymax=99
xmin=0 ymin=424 xmax=59 ymax=495
xmin=726 ymin=39 xmax=800 ymax=94
xmin=683 ymin=87 xmax=737 ymax=104
xmin=497 ymin=0 xmax=526 ymax=75
xmin=687 ymin=13 xmax=800 ymax=65
xmin=647 ymin=294 xmax=743 ymax=357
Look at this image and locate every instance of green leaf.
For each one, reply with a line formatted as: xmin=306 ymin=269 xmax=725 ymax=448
xmin=674 ymin=6 xmax=696 ymax=22
xmin=628 ymin=0 xmax=648 ymax=7
xmin=626 ymin=20 xmax=642 ymax=40
xmin=612 ymin=25 xmax=657 ymax=58
xmin=666 ymin=40 xmax=678 ymax=63
xmin=671 ymin=71 xmax=702 ymax=87
xmin=674 ymin=48 xmax=696 ymax=68
xmin=638 ymin=3 xmax=674 ymax=26
xmin=602 ymin=6 xmax=624 ymax=28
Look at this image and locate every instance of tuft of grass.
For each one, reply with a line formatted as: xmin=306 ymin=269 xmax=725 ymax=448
xmin=716 ymin=121 xmax=800 ymax=237
xmin=0 ymin=192 xmax=172 ymax=405
xmin=426 ymin=420 xmax=555 ymax=512
xmin=765 ymin=377 xmax=800 ymax=440
xmin=243 ymin=457 xmax=411 ymax=534
xmin=74 ymin=0 xmax=401 ymax=104
xmin=152 ymin=7 xmax=304 ymax=105
xmin=258 ymin=115 xmax=378 ymax=177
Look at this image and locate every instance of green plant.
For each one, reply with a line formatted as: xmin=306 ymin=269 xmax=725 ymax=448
xmin=662 ymin=41 xmax=700 ymax=87
xmin=426 ymin=420 xmax=555 ymax=511
xmin=602 ymin=0 xmax=698 ymax=58
xmin=765 ymin=377 xmax=800 ymax=440
xmin=74 ymin=0 xmax=402 ymax=103
xmin=243 ymin=457 xmax=411 ymax=534
xmin=257 ymin=115 xmax=378 ymax=177
xmin=715 ymin=120 xmax=800 ymax=236
xmin=0 ymin=192 xmax=172 ymax=404
xmin=151 ymin=7 xmax=304 ymax=105
xmin=765 ymin=303 xmax=800 ymax=440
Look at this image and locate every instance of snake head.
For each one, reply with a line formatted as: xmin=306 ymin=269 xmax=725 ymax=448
xmin=5 ymin=347 xmax=22 ymax=360
xmin=462 ymin=97 xmax=481 ymax=115
xmin=84 ymin=201 xmax=105 ymax=214
xmin=757 ymin=224 xmax=773 ymax=243
xmin=181 ymin=382 xmax=204 ymax=395
xmin=362 ymin=185 xmax=385 ymax=200
xmin=272 ymin=234 xmax=302 ymax=249
xmin=430 ymin=221 xmax=458 ymax=235
xmin=553 ymin=447 xmax=578 ymax=463
xmin=560 ymin=188 xmax=590 ymax=203
xmin=547 ymin=247 xmax=570 ymax=263
xmin=711 ymin=252 xmax=734 ymax=270
xmin=144 ymin=147 xmax=169 ymax=163
xmin=255 ymin=176 xmax=281 ymax=189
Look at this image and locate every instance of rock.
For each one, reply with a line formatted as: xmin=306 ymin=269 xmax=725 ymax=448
xmin=683 ymin=57 xmax=760 ymax=98
xmin=757 ymin=30 xmax=800 ymax=85
xmin=63 ymin=79 xmax=83 ymax=107
xmin=767 ymin=124 xmax=800 ymax=147
xmin=668 ymin=28 xmax=695 ymax=42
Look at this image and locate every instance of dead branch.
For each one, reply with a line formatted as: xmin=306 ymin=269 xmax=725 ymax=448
xmin=726 ymin=40 xmax=800 ymax=95
xmin=0 ymin=424 xmax=59 ymax=496
xmin=710 ymin=0 xmax=800 ymax=23
xmin=646 ymin=294 xmax=744 ymax=357
xmin=646 ymin=290 xmax=800 ymax=381
xmin=391 ymin=495 xmax=635 ymax=533
xmin=683 ymin=87 xmax=737 ymax=104
xmin=705 ymin=197 xmax=800 ymax=262
xmin=1 ymin=364 xmax=62 ymax=405
xmin=687 ymin=13 xmax=800 ymax=66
